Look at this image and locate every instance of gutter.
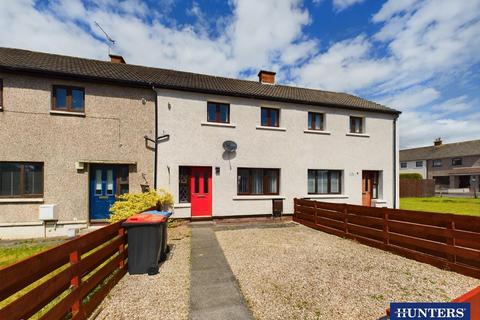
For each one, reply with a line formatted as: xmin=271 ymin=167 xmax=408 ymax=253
xmin=393 ymin=114 xmax=399 ymax=209
xmin=152 ymin=84 xmax=158 ymax=190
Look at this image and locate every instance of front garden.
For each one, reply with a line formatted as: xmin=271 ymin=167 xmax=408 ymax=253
xmin=400 ymin=197 xmax=480 ymax=216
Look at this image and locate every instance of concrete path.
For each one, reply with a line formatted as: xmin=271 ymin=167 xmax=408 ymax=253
xmin=189 ymin=224 xmax=253 ymax=320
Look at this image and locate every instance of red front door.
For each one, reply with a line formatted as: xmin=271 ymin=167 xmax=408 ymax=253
xmin=362 ymin=171 xmax=373 ymax=207
xmin=190 ymin=167 xmax=212 ymax=217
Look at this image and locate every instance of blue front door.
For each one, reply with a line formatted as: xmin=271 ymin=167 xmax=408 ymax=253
xmin=89 ymin=165 xmax=118 ymax=220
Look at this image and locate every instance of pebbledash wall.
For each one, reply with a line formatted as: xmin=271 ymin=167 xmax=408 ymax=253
xmin=0 ymin=73 xmax=155 ymax=238
xmin=156 ymin=89 xmax=399 ymax=218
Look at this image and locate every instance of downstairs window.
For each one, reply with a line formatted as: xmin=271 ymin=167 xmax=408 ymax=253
xmin=237 ymin=168 xmax=279 ymax=195
xmin=308 ymin=170 xmax=342 ymax=194
xmin=0 ymin=162 xmax=44 ymax=197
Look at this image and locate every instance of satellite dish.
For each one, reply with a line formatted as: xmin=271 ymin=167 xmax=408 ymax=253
xmin=223 ymin=140 xmax=237 ymax=152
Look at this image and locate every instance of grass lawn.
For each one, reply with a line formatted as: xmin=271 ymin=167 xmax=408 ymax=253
xmin=0 ymin=238 xmax=64 ymax=267
xmin=400 ymin=197 xmax=480 ymax=216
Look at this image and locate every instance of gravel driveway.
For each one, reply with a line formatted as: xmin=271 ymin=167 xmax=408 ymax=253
xmin=215 ymin=223 xmax=478 ymax=320
xmin=92 ymin=223 xmax=191 ymax=320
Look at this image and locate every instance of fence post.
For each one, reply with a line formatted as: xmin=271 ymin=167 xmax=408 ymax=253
xmin=118 ymin=227 xmax=125 ymax=269
xmin=69 ymin=249 xmax=81 ymax=315
xmin=383 ymin=209 xmax=389 ymax=248
xmin=343 ymin=204 xmax=348 ymax=235
xmin=293 ymin=198 xmax=296 ymax=221
xmin=447 ymin=219 xmax=456 ymax=265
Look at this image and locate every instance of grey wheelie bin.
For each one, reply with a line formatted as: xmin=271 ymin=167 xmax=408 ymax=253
xmin=122 ymin=213 xmax=167 ymax=275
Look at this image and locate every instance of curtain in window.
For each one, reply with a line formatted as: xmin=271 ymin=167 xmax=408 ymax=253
xmin=251 ymin=169 xmax=263 ymax=194
xmin=237 ymin=169 xmax=249 ymax=193
xmin=317 ymin=171 xmax=328 ymax=193
xmin=330 ymin=171 xmax=340 ymax=193
xmin=0 ymin=164 xmax=21 ymax=196
xmin=24 ymin=164 xmax=43 ymax=195
xmin=266 ymin=170 xmax=278 ymax=194
xmin=308 ymin=170 xmax=315 ymax=193
xmin=220 ymin=105 xmax=229 ymax=122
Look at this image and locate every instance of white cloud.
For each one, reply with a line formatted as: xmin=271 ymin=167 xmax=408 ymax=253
xmin=379 ymin=86 xmax=440 ymax=111
xmin=372 ymin=0 xmax=419 ymax=23
xmin=429 ymin=96 xmax=474 ymax=114
xmin=332 ymin=0 xmax=365 ymax=11
xmin=0 ymin=0 xmax=315 ymax=77
xmin=292 ymin=36 xmax=394 ymax=92
xmin=0 ymin=0 xmax=104 ymax=59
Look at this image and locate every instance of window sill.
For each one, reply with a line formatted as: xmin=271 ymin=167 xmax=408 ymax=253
xmin=0 ymin=198 xmax=44 ymax=203
xmin=256 ymin=126 xmax=286 ymax=132
xmin=304 ymin=129 xmax=331 ymax=135
xmin=346 ymin=133 xmax=370 ymax=138
xmin=233 ymin=195 xmax=285 ymax=200
xmin=304 ymin=194 xmax=348 ymax=199
xmin=200 ymin=122 xmax=236 ymax=128
xmin=50 ymin=110 xmax=85 ymax=117
xmin=174 ymin=203 xmax=191 ymax=208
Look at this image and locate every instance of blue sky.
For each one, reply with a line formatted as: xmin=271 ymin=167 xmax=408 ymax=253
xmin=1 ymin=0 xmax=479 ymax=148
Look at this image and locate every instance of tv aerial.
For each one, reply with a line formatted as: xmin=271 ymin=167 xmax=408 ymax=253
xmin=95 ymin=21 xmax=116 ymax=55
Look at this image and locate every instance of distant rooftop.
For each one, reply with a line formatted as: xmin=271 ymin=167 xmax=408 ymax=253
xmin=400 ymin=139 xmax=480 ymax=161
xmin=0 ymin=47 xmax=400 ymax=115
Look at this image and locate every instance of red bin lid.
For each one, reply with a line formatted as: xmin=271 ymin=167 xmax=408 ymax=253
xmin=125 ymin=213 xmax=167 ymax=224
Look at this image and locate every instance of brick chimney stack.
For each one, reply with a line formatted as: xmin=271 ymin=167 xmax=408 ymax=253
xmin=109 ymin=54 xmax=126 ymax=64
xmin=434 ymin=137 xmax=442 ymax=146
xmin=258 ymin=70 xmax=276 ymax=84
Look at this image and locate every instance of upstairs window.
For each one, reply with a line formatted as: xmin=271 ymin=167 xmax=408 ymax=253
xmin=308 ymin=169 xmax=342 ymax=194
xmin=0 ymin=79 xmax=3 ymax=110
xmin=416 ymin=161 xmax=423 ymax=167
xmin=400 ymin=162 xmax=407 ymax=168
xmin=52 ymin=86 xmax=85 ymax=112
xmin=308 ymin=112 xmax=324 ymax=130
xmin=0 ymin=162 xmax=44 ymax=198
xmin=261 ymin=107 xmax=279 ymax=127
xmin=207 ymin=102 xmax=229 ymax=123
xmin=432 ymin=159 xmax=442 ymax=167
xmin=237 ymin=168 xmax=279 ymax=195
xmin=349 ymin=116 xmax=364 ymax=133
xmin=452 ymin=158 xmax=463 ymax=166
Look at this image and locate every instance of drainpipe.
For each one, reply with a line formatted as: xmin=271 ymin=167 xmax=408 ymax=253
xmin=393 ymin=114 xmax=399 ymax=209
xmin=151 ymin=84 xmax=158 ymax=190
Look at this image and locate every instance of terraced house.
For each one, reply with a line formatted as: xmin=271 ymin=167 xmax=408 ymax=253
xmin=400 ymin=138 xmax=480 ymax=192
xmin=0 ymin=47 xmax=400 ymax=238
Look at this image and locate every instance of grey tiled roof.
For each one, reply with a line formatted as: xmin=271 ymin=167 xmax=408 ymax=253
xmin=400 ymin=139 xmax=480 ymax=161
xmin=0 ymin=47 xmax=400 ymax=114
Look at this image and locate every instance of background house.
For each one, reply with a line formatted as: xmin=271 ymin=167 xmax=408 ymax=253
xmin=400 ymin=138 xmax=480 ymax=193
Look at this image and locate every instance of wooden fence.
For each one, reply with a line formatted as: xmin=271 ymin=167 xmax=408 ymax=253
xmin=0 ymin=221 xmax=127 ymax=320
xmin=293 ymin=198 xmax=480 ymax=279
xmin=400 ymin=179 xmax=435 ymax=197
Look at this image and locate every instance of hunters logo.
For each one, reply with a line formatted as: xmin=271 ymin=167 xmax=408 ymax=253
xmin=390 ymin=303 xmax=470 ymax=320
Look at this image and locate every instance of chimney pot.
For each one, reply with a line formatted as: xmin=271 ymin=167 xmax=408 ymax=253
xmin=109 ymin=54 xmax=126 ymax=64
xmin=434 ymin=137 xmax=442 ymax=146
xmin=258 ymin=70 xmax=276 ymax=84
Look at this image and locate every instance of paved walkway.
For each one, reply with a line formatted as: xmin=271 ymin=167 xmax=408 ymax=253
xmin=189 ymin=223 xmax=253 ymax=320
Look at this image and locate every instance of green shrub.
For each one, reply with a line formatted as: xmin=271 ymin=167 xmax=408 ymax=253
xmin=109 ymin=189 xmax=174 ymax=223
xmin=400 ymin=173 xmax=423 ymax=180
